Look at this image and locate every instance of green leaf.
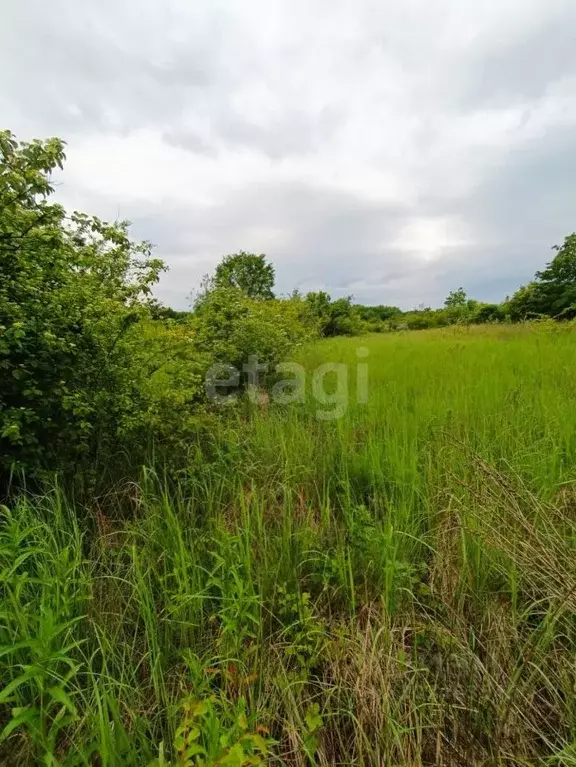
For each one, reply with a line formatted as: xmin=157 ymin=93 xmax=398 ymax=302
xmin=47 ymin=686 xmax=77 ymax=715
xmin=305 ymin=704 xmax=323 ymax=734
xmin=0 ymin=705 xmax=39 ymax=742
xmin=0 ymin=670 xmax=37 ymax=704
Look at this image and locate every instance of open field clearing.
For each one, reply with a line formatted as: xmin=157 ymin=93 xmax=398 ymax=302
xmin=2 ymin=324 xmax=576 ymax=765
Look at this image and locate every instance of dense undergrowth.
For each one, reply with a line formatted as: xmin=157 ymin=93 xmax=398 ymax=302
xmin=2 ymin=325 xmax=576 ymax=765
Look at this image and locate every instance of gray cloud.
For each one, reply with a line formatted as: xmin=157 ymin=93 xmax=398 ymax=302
xmin=461 ymin=5 xmax=576 ymax=109
xmin=2 ymin=0 xmax=576 ymax=309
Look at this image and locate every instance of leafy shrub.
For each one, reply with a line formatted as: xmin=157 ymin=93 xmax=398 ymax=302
xmin=0 ymin=131 xmax=318 ymax=487
xmin=0 ymin=131 xmax=171 ymax=484
xmin=192 ymin=287 xmax=315 ymax=384
xmin=166 ymin=695 xmax=273 ymax=766
xmin=305 ymin=292 xmax=362 ymax=337
xmin=471 ymin=303 xmax=505 ymax=324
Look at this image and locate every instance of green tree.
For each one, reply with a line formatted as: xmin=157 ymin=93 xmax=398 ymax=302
xmin=193 ymin=286 xmax=314 ymax=388
xmin=533 ymin=234 xmax=576 ymax=317
xmin=444 ymin=287 xmax=467 ymax=309
xmin=213 ymin=251 xmax=275 ymax=300
xmin=443 ymin=287 xmax=472 ymax=324
xmin=370 ymin=305 xmax=401 ymax=321
xmin=305 ymin=291 xmax=332 ymax=330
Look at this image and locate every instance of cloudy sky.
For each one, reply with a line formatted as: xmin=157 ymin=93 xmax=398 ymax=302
xmin=2 ymin=0 xmax=576 ymax=309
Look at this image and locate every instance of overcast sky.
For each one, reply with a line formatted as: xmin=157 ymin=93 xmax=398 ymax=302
xmin=2 ymin=0 xmax=576 ymax=309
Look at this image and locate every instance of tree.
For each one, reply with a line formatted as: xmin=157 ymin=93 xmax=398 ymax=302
xmin=213 ymin=251 xmax=275 ymax=300
xmin=443 ymin=287 xmax=472 ymax=324
xmin=444 ymin=287 xmax=467 ymax=309
xmin=533 ymin=234 xmax=576 ymax=317
xmin=305 ymin=291 xmax=332 ymax=325
xmin=357 ymin=305 xmax=401 ymax=322
xmin=146 ymin=298 xmax=189 ymax=322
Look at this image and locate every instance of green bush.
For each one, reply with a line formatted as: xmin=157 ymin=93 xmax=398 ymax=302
xmin=0 ymin=132 xmax=222 ymax=488
xmin=0 ymin=132 xmax=171 ymax=484
xmin=305 ymin=292 xmax=362 ymax=337
xmin=192 ymin=287 xmax=315 ymax=384
xmin=471 ymin=303 xmax=505 ymax=324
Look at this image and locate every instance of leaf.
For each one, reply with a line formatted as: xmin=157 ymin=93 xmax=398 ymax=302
xmin=245 ymin=733 xmax=269 ymax=753
xmin=182 ymin=743 xmax=206 ymax=759
xmin=0 ymin=670 xmax=36 ymax=704
xmin=218 ymin=743 xmax=246 ymax=766
xmin=47 ymin=686 xmax=77 ymax=715
xmin=237 ymin=712 xmax=248 ymax=730
xmin=0 ymin=640 xmax=36 ymax=659
xmin=192 ymin=699 xmax=210 ymax=717
xmin=0 ymin=705 xmax=39 ymax=742
xmin=305 ymin=704 xmax=323 ymax=734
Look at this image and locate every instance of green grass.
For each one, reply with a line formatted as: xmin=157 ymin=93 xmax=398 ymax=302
xmin=2 ymin=323 xmax=576 ymax=765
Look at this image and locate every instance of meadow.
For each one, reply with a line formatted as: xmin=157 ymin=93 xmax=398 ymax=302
xmin=2 ymin=323 xmax=576 ymax=765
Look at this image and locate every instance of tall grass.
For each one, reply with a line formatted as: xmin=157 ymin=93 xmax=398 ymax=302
xmin=2 ymin=323 xmax=576 ymax=765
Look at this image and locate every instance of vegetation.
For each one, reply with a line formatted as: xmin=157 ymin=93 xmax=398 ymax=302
xmin=3 ymin=130 xmax=576 ymax=765
xmin=0 ymin=133 xmax=315 ymax=491
xmin=210 ymin=252 xmax=275 ymax=301
xmin=3 ymin=325 xmax=576 ymax=765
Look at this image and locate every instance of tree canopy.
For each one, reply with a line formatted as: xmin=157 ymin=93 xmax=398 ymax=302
xmin=212 ymin=251 xmax=275 ymax=300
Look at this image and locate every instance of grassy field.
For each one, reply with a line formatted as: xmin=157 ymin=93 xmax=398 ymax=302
xmin=2 ymin=323 xmax=576 ymax=765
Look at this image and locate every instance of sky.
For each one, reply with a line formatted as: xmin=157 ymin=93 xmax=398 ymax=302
xmin=2 ymin=0 xmax=576 ymax=309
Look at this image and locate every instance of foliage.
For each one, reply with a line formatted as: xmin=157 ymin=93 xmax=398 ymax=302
xmin=505 ymin=282 xmax=542 ymax=321
xmin=168 ymin=695 xmax=273 ymax=766
xmin=147 ymin=299 xmax=190 ymax=322
xmin=8 ymin=126 xmax=576 ymax=764
xmin=3 ymin=326 xmax=576 ymax=765
xmin=211 ymin=251 xmax=275 ymax=301
xmin=505 ymin=235 xmax=576 ymax=321
xmin=0 ymin=130 xmax=175 ymax=485
xmin=0 ymin=132 xmax=314 ymax=488
xmin=471 ymin=302 xmax=506 ymax=324
xmin=443 ymin=286 xmax=467 ymax=309
xmin=305 ymin=292 xmax=362 ymax=336
xmin=533 ymin=233 xmax=576 ymax=317
xmin=192 ymin=287 xmax=315 ymax=386
xmin=356 ymin=304 xmax=402 ymax=322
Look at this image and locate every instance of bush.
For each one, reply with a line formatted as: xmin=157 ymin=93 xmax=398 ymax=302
xmin=472 ymin=303 xmax=505 ymax=324
xmin=192 ymin=287 xmax=315 ymax=384
xmin=0 ymin=132 xmax=173 ymax=484
xmin=305 ymin=292 xmax=362 ymax=337
xmin=0 ymin=132 xmax=230 ymax=489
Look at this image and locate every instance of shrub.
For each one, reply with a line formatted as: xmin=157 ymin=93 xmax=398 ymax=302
xmin=0 ymin=132 xmax=171 ymax=484
xmin=192 ymin=287 xmax=315 ymax=385
xmin=305 ymin=292 xmax=362 ymax=337
xmin=0 ymin=131 xmax=223 ymax=488
xmin=472 ymin=303 xmax=505 ymax=324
